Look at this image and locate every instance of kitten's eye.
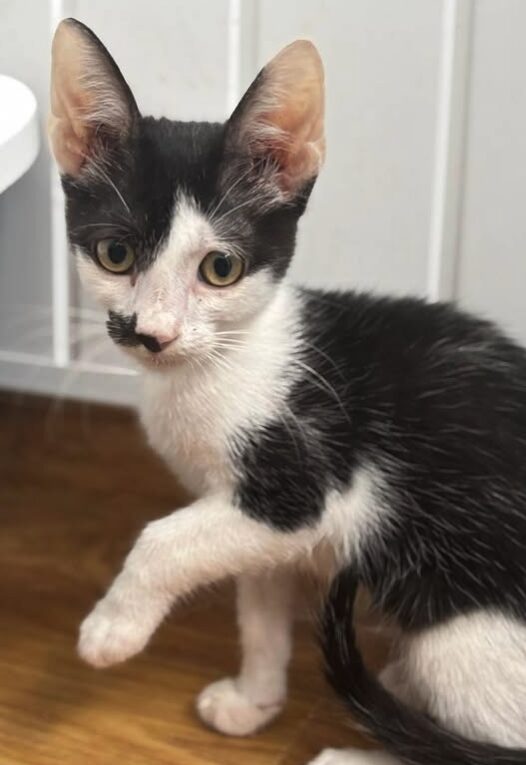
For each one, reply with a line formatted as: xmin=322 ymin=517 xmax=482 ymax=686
xmin=199 ymin=251 xmax=245 ymax=287
xmin=96 ymin=240 xmax=135 ymax=273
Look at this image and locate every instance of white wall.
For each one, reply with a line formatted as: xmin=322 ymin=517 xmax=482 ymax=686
xmin=455 ymin=0 xmax=526 ymax=344
xmin=0 ymin=0 xmax=53 ymax=358
xmin=0 ymin=0 xmax=524 ymax=405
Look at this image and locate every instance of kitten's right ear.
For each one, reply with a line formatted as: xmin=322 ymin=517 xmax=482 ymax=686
xmin=224 ymin=40 xmax=325 ymax=201
xmin=49 ymin=18 xmax=139 ymax=176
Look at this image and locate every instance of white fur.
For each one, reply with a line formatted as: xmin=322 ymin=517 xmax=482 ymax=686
xmin=308 ymin=610 xmax=526 ymax=763
xmin=322 ymin=469 xmax=390 ymax=563
xmin=396 ymin=610 xmax=526 ymax=747
xmin=79 ymin=495 xmax=318 ymax=667
xmin=78 ymin=464 xmax=382 ymax=668
xmin=197 ymin=677 xmax=283 ymax=736
xmin=197 ymin=570 xmax=295 ymax=735
xmin=139 ymin=278 xmax=304 ymax=494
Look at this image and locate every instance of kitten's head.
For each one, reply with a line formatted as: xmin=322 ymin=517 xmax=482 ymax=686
xmin=49 ymin=19 xmax=325 ymax=368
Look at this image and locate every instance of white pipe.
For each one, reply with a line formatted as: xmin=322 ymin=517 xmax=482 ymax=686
xmin=226 ymin=0 xmax=242 ymax=114
xmin=427 ymin=0 xmax=474 ymax=302
xmin=49 ymin=0 xmax=71 ymax=367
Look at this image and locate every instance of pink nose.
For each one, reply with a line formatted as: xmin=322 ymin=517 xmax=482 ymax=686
xmin=136 ymin=330 xmax=178 ymax=354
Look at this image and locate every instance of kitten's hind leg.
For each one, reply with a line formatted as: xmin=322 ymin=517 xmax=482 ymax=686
xmin=197 ymin=569 xmax=295 ymax=736
xmin=308 ymin=749 xmax=400 ymax=765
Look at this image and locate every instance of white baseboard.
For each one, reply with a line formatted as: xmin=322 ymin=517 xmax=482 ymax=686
xmin=0 ymin=352 xmax=139 ymax=406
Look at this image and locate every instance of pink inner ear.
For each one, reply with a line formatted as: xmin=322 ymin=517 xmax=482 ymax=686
xmin=263 ymin=105 xmax=325 ymax=192
xmin=49 ymin=81 xmax=95 ymax=175
xmin=49 ymin=19 xmax=134 ymax=177
xmin=246 ymin=41 xmax=325 ymax=194
xmin=49 ymin=22 xmax=94 ymax=175
xmin=48 ymin=114 xmax=90 ymax=176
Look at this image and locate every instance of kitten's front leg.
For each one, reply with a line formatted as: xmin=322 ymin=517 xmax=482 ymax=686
xmin=78 ymin=566 xmax=168 ymax=669
xmin=197 ymin=570 xmax=296 ymax=735
xmin=79 ymin=495 xmax=319 ymax=668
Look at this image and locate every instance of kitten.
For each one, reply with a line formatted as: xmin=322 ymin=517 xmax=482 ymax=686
xmin=49 ymin=18 xmax=526 ymax=765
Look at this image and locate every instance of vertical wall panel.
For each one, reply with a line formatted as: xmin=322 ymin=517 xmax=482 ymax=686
xmin=455 ymin=0 xmax=526 ymax=344
xmin=426 ymin=0 xmax=473 ymax=302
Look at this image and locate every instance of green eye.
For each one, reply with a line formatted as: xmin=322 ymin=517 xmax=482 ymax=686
xmin=199 ymin=251 xmax=245 ymax=287
xmin=96 ymin=239 xmax=135 ymax=273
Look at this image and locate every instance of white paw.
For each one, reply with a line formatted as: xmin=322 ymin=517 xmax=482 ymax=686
xmin=78 ymin=598 xmax=154 ymax=668
xmin=196 ymin=677 xmax=284 ymax=736
xmin=308 ymin=749 xmax=369 ymax=765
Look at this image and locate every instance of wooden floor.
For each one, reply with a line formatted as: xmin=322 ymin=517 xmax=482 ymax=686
xmin=0 ymin=392 xmax=388 ymax=765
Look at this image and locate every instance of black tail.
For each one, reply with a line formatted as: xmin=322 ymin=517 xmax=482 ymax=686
xmin=320 ymin=568 xmax=526 ymax=765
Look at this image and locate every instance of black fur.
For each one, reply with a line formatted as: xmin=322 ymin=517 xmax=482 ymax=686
xmin=65 ymin=116 xmax=307 ymax=280
xmin=321 ymin=568 xmax=526 ymax=764
xmin=106 ymin=311 xmax=140 ymax=347
xmin=64 ymin=118 xmax=226 ymax=272
xmin=238 ymin=290 xmax=526 ymax=628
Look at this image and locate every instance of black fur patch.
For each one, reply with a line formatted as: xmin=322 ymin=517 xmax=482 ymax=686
xmin=236 ymin=421 xmax=331 ymax=530
xmin=106 ymin=311 xmax=140 ymax=347
xmin=64 ymin=119 xmax=310 ymax=283
xmin=64 ymin=119 xmax=227 ymax=273
xmin=236 ymin=289 xmax=526 ymax=629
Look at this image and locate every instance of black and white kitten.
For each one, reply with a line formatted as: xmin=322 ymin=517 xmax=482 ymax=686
xmin=49 ymin=19 xmax=526 ymax=765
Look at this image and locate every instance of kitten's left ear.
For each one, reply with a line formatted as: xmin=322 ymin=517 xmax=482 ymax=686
xmin=49 ymin=18 xmax=139 ymax=176
xmin=225 ymin=40 xmax=325 ymax=200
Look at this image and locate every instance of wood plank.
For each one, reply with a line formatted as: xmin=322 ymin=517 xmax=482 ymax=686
xmin=0 ymin=392 xmax=387 ymax=764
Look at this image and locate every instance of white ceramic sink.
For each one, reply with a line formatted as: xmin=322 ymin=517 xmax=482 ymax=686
xmin=0 ymin=75 xmax=39 ymax=194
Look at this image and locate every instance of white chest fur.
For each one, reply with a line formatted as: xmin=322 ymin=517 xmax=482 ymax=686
xmin=139 ymin=286 xmax=302 ymax=496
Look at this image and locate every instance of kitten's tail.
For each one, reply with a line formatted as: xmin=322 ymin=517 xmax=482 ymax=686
xmin=320 ymin=567 xmax=526 ymax=765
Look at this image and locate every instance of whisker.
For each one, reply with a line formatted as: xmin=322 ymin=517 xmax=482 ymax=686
xmin=208 ymin=165 xmax=255 ymax=222
xmin=212 ymin=332 xmax=350 ymax=424
xmin=214 ymin=330 xmax=252 ymax=337
xmin=70 ymin=222 xmax=132 ymax=232
xmin=211 ymin=195 xmax=260 ymax=229
xmin=292 ymin=357 xmax=350 ymax=421
xmin=92 ymin=164 xmax=131 ymax=216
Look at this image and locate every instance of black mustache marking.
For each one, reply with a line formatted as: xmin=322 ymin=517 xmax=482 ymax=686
xmin=106 ymin=311 xmax=141 ymax=347
xmin=106 ymin=311 xmax=165 ymax=353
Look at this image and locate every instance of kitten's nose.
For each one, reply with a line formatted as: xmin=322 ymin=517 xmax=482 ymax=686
xmin=136 ymin=332 xmax=178 ymax=353
xmin=135 ymin=314 xmax=179 ymax=353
